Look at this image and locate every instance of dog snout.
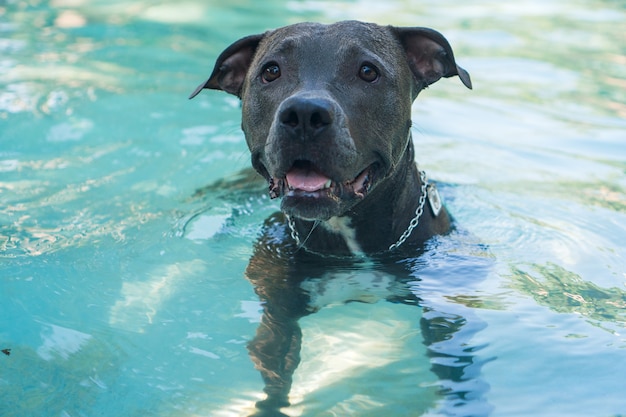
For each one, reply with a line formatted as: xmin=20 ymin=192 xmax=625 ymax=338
xmin=279 ymin=96 xmax=334 ymax=139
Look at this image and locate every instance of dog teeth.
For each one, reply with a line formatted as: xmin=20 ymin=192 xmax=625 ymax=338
xmin=323 ymin=179 xmax=332 ymax=189
xmin=268 ymin=178 xmax=287 ymax=199
xmin=363 ymin=174 xmax=370 ymax=190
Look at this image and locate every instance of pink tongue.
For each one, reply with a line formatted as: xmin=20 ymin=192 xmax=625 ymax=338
xmin=286 ymin=167 xmax=330 ymax=192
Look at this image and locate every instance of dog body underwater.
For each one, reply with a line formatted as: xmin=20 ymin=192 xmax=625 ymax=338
xmin=190 ymin=20 xmax=476 ymax=415
xmin=191 ymin=20 xmax=471 ymax=256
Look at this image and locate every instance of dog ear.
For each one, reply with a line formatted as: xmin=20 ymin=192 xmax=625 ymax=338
xmin=391 ymin=26 xmax=472 ymax=90
xmin=189 ymin=33 xmax=265 ymax=99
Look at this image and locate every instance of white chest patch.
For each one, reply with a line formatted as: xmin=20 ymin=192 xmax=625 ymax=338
xmin=322 ymin=216 xmax=364 ymax=256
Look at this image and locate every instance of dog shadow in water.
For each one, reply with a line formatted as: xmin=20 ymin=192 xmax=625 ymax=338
xmin=243 ymin=212 xmax=493 ymax=417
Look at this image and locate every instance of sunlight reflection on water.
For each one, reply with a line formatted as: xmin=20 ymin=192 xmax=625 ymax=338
xmin=1 ymin=0 xmax=625 ymax=416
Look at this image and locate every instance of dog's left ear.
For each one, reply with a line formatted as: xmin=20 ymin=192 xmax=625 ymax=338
xmin=189 ymin=33 xmax=264 ymax=99
xmin=391 ymin=26 xmax=472 ymax=91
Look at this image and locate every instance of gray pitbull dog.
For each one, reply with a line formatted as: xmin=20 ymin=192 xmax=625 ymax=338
xmin=190 ymin=21 xmax=471 ymax=256
xmin=190 ymin=20 xmax=471 ymax=256
xmin=190 ymin=21 xmax=477 ymax=415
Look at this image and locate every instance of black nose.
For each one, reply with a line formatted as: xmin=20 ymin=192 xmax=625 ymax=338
xmin=279 ymin=96 xmax=333 ymax=138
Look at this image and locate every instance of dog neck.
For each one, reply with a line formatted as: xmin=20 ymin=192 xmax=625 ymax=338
xmin=287 ymin=144 xmax=450 ymax=257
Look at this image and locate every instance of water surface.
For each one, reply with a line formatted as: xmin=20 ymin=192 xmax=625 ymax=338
xmin=1 ymin=1 xmax=625 ymax=416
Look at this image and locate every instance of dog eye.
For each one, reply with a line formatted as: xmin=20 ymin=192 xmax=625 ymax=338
xmin=359 ymin=63 xmax=379 ymax=82
xmin=262 ymin=63 xmax=281 ymax=83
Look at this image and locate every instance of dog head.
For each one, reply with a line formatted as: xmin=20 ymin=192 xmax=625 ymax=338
xmin=191 ymin=21 xmax=470 ymax=222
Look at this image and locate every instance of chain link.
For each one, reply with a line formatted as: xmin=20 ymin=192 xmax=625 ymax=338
xmin=287 ymin=214 xmax=301 ymax=246
xmin=388 ymin=170 xmax=428 ymax=251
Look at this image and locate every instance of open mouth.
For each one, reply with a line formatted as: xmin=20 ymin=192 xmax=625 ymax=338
xmin=268 ymin=160 xmax=376 ymax=201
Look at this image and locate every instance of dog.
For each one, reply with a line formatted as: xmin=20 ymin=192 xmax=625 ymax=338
xmin=190 ymin=20 xmax=471 ymax=256
xmin=190 ymin=20 xmax=477 ymax=416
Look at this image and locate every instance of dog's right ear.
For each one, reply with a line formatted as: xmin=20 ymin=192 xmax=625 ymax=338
xmin=390 ymin=26 xmax=472 ymax=92
xmin=189 ymin=33 xmax=265 ymax=99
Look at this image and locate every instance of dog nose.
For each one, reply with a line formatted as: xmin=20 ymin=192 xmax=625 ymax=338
xmin=279 ymin=97 xmax=333 ymax=138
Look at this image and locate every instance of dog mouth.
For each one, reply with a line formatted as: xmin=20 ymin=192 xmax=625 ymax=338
xmin=268 ymin=160 xmax=376 ymax=201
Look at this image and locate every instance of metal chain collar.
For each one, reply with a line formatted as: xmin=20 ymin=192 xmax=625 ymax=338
xmin=387 ymin=169 xmax=428 ymax=251
xmin=286 ymin=170 xmax=430 ymax=253
xmin=287 ymin=214 xmax=301 ymax=247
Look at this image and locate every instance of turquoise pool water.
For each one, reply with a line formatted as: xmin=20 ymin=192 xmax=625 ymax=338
xmin=1 ymin=1 xmax=625 ymax=416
